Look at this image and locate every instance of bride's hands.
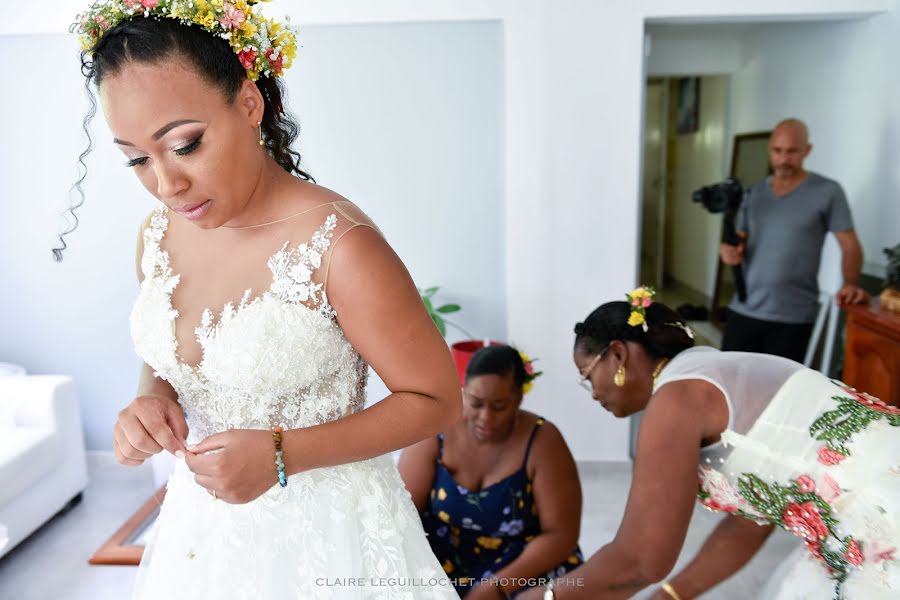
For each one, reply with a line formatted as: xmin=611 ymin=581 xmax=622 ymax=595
xmin=113 ymin=394 xmax=188 ymax=466
xmin=185 ymin=429 xmax=280 ymax=504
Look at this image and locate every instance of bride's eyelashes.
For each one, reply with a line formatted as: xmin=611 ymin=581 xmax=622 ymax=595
xmin=124 ymin=135 xmax=204 ymax=168
xmin=174 ymin=135 xmax=203 ymax=156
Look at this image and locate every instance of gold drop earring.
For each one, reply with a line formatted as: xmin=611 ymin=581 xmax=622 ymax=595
xmin=258 ymin=121 xmax=264 ymax=146
xmin=614 ymin=366 xmax=626 ymax=387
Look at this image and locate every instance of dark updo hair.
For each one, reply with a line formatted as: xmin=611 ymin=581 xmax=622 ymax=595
xmin=54 ymin=17 xmax=313 ymax=261
xmin=466 ymin=345 xmax=528 ymax=391
xmin=574 ymin=301 xmax=695 ymax=359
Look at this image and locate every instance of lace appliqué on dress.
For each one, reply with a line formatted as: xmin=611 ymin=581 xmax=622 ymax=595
xmin=131 ymin=207 xmax=367 ymax=440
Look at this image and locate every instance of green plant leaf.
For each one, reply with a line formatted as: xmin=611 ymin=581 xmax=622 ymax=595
xmin=422 ymin=296 xmax=435 ymax=315
xmin=436 ymin=303 xmax=461 ymax=314
xmin=422 ymin=286 xmax=439 ymax=298
xmin=432 ymin=314 xmax=447 ymax=336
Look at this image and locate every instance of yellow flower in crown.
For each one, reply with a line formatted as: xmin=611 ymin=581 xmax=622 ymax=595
xmin=518 ymin=350 xmax=543 ymax=395
xmin=71 ymin=0 xmax=298 ymax=81
xmin=625 ymin=285 xmax=656 ymax=332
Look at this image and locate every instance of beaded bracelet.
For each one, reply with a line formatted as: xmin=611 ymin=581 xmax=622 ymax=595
xmin=273 ymin=426 xmax=287 ymax=487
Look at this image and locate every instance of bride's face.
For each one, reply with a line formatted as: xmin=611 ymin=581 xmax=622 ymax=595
xmin=100 ymin=60 xmax=264 ymax=228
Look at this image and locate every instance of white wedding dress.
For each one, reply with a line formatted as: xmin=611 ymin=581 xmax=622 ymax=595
xmin=129 ymin=203 xmax=458 ymax=599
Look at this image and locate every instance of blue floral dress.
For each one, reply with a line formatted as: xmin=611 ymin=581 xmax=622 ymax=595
xmin=422 ymin=418 xmax=584 ymax=598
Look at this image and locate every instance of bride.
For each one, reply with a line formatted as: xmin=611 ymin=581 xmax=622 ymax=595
xmin=65 ymin=1 xmax=460 ymax=598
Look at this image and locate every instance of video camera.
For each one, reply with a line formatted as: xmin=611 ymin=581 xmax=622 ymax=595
xmin=692 ymin=177 xmax=747 ymax=302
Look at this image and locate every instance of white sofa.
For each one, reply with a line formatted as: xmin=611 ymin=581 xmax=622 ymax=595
xmin=0 ymin=371 xmax=89 ymax=559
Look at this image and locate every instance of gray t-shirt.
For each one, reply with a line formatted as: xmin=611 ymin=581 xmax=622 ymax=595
xmin=729 ymin=172 xmax=853 ymax=324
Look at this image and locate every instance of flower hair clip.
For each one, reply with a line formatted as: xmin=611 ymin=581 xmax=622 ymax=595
xmin=518 ymin=350 xmax=543 ymax=395
xmin=71 ymin=0 xmax=298 ymax=81
xmin=626 ymin=285 xmax=655 ymax=332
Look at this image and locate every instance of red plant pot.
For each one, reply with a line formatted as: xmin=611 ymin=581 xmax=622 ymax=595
xmin=450 ymin=340 xmax=503 ymax=385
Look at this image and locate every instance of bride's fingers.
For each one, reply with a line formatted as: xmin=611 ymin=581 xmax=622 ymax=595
xmin=121 ymin=414 xmax=164 ymax=455
xmin=184 ymin=449 xmax=220 ymax=476
xmin=186 ymin=431 xmax=229 ymax=454
xmin=193 ymin=473 xmax=227 ymax=501
xmin=113 ymin=432 xmax=146 ymax=465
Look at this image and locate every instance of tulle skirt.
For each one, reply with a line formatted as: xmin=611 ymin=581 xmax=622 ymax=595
xmin=132 ymin=454 xmax=458 ymax=599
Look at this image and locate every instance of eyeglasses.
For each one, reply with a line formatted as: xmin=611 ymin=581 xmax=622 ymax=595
xmin=577 ymin=347 xmax=608 ymax=392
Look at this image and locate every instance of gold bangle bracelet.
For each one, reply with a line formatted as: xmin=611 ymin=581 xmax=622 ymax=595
xmin=661 ymin=581 xmax=683 ymax=600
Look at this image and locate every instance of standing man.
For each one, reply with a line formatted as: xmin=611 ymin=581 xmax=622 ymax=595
xmin=720 ymin=118 xmax=868 ymax=362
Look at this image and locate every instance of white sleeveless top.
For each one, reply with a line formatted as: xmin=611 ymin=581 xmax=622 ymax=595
xmin=653 ymin=346 xmax=804 ymax=465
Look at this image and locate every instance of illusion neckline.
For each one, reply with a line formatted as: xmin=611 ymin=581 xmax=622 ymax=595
xmin=220 ymin=201 xmax=339 ymax=230
xmin=150 ymin=207 xmax=338 ymax=372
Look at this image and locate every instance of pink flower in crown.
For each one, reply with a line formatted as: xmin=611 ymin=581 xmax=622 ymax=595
xmin=795 ymin=475 xmax=816 ymax=494
xmin=642 ymin=296 xmax=652 ymax=308
xmin=219 ymin=3 xmax=246 ymax=30
xmin=837 ymin=383 xmax=900 ymax=415
xmin=783 ymin=501 xmax=828 ymax=545
xmin=123 ymin=0 xmax=142 ymax=9
xmin=817 ymin=446 xmax=847 ymax=466
xmin=238 ymin=48 xmax=259 ymax=70
xmin=845 ymin=539 xmax=864 ymax=567
xmin=141 ymin=0 xmax=160 ymax=7
xmin=94 ymin=14 xmax=110 ymax=31
xmin=266 ymin=47 xmax=284 ymax=75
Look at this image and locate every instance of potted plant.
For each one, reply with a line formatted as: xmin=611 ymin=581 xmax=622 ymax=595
xmin=882 ymin=243 xmax=900 ymax=312
xmin=419 ymin=287 xmax=498 ymax=384
xmin=419 ymin=287 xmax=544 ymax=390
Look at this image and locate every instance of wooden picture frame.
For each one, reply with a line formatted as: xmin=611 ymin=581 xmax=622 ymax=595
xmin=88 ymin=486 xmax=166 ymax=566
xmin=676 ymin=77 xmax=701 ymax=134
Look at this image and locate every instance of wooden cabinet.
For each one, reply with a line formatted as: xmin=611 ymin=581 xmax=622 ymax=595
xmin=843 ymin=299 xmax=900 ymax=406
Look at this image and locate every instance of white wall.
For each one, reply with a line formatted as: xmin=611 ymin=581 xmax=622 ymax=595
xmin=0 ymin=22 xmax=504 ymax=450
xmin=1 ymin=0 xmax=891 ymax=461
xmin=647 ymin=26 xmax=749 ymax=77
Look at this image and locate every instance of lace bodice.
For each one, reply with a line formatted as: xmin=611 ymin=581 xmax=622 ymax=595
xmin=130 ymin=205 xmax=369 ymax=442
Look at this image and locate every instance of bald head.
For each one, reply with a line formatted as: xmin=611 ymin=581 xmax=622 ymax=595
xmin=773 ymin=118 xmax=810 ymax=145
xmin=769 ymin=118 xmax=812 ymax=179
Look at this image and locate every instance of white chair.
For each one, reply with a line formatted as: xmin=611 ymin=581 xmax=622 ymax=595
xmin=803 ymin=292 xmax=841 ymax=372
xmin=0 ymin=372 xmax=88 ymax=559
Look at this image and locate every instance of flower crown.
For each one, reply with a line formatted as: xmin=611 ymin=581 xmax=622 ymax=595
xmin=625 ymin=285 xmax=695 ymax=339
xmin=71 ymin=0 xmax=297 ymax=81
xmin=518 ymin=350 xmax=543 ymax=395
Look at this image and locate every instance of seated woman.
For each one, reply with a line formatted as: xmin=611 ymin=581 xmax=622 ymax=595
xmin=399 ymin=345 xmax=584 ymax=599
xmin=520 ymin=287 xmax=899 ymax=600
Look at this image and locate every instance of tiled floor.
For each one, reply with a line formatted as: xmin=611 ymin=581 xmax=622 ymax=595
xmin=0 ymin=456 xmax=795 ymax=599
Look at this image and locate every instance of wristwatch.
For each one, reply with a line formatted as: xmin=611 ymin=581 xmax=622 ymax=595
xmin=543 ymin=579 xmax=555 ymax=600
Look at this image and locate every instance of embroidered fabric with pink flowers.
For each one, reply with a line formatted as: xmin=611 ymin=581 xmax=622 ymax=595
xmin=693 ymin=366 xmax=898 ymax=599
xmin=654 ymin=347 xmax=898 ymax=599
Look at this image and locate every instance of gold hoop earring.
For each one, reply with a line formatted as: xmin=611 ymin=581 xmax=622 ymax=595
xmin=258 ymin=121 xmax=264 ymax=146
xmin=614 ymin=366 xmax=626 ymax=387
